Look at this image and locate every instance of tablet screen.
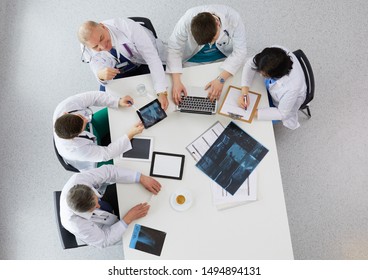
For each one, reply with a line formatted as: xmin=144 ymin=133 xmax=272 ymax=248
xmin=121 ymin=137 xmax=153 ymax=161
xmin=137 ymin=99 xmax=167 ymax=128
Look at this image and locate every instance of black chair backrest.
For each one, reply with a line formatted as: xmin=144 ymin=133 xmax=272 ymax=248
xmin=53 ymin=191 xmax=87 ymax=249
xmin=293 ymin=49 xmax=315 ymax=109
xmin=101 ymin=184 xmax=120 ymax=218
xmin=129 ymin=17 xmax=158 ymax=38
xmin=53 ymin=138 xmax=80 ymax=173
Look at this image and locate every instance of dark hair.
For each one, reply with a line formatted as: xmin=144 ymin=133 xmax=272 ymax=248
xmin=54 ymin=114 xmax=84 ymax=139
xmin=191 ymin=12 xmax=217 ymax=45
xmin=253 ymin=47 xmax=293 ymax=78
xmin=67 ymin=184 xmax=95 ymax=212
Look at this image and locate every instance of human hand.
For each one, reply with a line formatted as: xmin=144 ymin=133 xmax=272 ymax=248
xmin=122 ymin=203 xmax=150 ymax=225
xmin=97 ymin=67 xmax=120 ymax=81
xmin=172 ymin=80 xmax=187 ymax=105
xmin=140 ymin=174 xmax=162 ymax=195
xmin=119 ymin=95 xmax=134 ymax=107
xmin=157 ymin=93 xmax=169 ymax=111
xmin=127 ymin=122 xmax=144 ymax=139
xmin=238 ymin=87 xmax=249 ymax=109
xmin=205 ymin=79 xmax=224 ymax=102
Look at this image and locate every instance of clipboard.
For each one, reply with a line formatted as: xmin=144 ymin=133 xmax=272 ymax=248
xmin=218 ymin=85 xmax=261 ymax=123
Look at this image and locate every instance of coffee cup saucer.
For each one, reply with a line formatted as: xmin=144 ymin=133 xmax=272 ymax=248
xmin=170 ymin=189 xmax=193 ymax=212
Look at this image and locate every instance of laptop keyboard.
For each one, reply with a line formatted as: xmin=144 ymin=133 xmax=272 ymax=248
xmin=178 ymin=96 xmax=217 ymax=115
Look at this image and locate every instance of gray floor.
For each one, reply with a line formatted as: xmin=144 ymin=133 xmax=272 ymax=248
xmin=0 ymin=0 xmax=367 ymax=260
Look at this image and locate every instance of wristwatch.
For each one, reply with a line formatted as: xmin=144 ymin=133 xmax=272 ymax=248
xmin=156 ymin=91 xmax=168 ymax=97
xmin=216 ymin=76 xmax=225 ymax=84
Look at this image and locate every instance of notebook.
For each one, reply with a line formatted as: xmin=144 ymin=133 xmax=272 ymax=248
xmin=176 ymin=86 xmax=217 ymax=115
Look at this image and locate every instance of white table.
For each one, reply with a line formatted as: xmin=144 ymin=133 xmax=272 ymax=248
xmin=107 ymin=62 xmax=293 ymax=260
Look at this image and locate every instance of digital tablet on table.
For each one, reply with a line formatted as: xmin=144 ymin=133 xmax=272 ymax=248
xmin=136 ymin=99 xmax=167 ymax=129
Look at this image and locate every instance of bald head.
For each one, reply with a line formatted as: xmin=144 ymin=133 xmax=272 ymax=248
xmin=78 ymin=21 xmax=112 ymax=51
xmin=78 ymin=21 xmax=99 ymax=44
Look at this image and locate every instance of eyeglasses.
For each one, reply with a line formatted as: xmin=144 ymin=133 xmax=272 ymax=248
xmin=81 ymin=45 xmax=91 ymax=63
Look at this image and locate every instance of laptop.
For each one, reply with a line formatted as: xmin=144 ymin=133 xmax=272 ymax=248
xmin=176 ymin=86 xmax=217 ymax=115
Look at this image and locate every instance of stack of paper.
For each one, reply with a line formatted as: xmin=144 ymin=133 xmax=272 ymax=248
xmin=196 ymin=121 xmax=268 ymax=195
xmin=210 ymin=170 xmax=257 ymax=210
xmin=186 ymin=121 xmax=224 ymax=162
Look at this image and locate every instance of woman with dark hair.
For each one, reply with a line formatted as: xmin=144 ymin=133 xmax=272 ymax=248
xmin=239 ymin=46 xmax=307 ymax=129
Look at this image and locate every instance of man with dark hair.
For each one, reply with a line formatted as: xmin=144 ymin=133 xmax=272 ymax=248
xmin=239 ymin=46 xmax=307 ymax=129
xmin=167 ymin=5 xmax=247 ymax=103
xmin=54 ymin=114 xmax=85 ymax=139
xmin=190 ymin=13 xmax=218 ymax=45
xmin=53 ymin=91 xmax=144 ymax=171
xmin=60 ymin=165 xmax=162 ymax=248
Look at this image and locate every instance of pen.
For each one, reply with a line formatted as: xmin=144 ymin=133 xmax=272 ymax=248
xmin=147 ymin=194 xmax=154 ymax=204
xmin=127 ymin=101 xmax=140 ymax=112
xmin=247 ymin=179 xmax=250 ymax=196
xmin=244 ymin=94 xmax=249 ymax=111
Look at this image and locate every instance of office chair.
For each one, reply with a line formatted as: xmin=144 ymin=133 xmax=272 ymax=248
xmin=53 ymin=138 xmax=80 ymax=173
xmin=53 ymin=191 xmax=87 ymax=249
xmin=129 ymin=17 xmax=158 ymax=38
xmin=101 ymin=184 xmax=120 ymax=217
xmin=53 ymin=184 xmax=120 ymax=249
xmin=293 ymin=49 xmax=315 ymax=119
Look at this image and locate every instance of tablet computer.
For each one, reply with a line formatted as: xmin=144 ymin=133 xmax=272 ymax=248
xmin=121 ymin=137 xmax=153 ymax=162
xmin=137 ymin=99 xmax=167 ymax=129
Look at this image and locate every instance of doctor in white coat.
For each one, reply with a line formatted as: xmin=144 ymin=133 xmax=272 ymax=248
xmin=167 ymin=4 xmax=247 ymax=103
xmin=60 ymin=165 xmax=161 ymax=248
xmin=53 ymin=91 xmax=144 ymax=171
xmin=78 ymin=17 xmax=169 ymax=110
xmin=239 ymin=45 xmax=307 ymax=129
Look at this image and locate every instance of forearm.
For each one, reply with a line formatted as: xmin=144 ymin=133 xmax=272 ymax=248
xmin=86 ymin=222 xmax=127 ymax=248
xmin=257 ymin=107 xmax=283 ymax=120
xmin=218 ymin=70 xmax=232 ymax=81
xmin=241 ymin=59 xmax=257 ymax=88
xmin=171 ymin=73 xmax=182 ymax=84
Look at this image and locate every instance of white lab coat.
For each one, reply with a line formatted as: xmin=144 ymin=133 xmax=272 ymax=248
xmin=60 ymin=165 xmax=138 ymax=248
xmin=53 ymin=91 xmax=132 ymax=171
xmin=241 ymin=46 xmax=307 ymax=129
xmin=83 ymin=17 xmax=168 ymax=93
xmin=166 ymin=4 xmax=247 ymax=75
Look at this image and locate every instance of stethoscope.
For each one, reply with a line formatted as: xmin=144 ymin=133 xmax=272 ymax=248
xmin=68 ymin=108 xmax=93 ymax=122
xmin=217 ymin=30 xmax=231 ymax=47
xmin=211 ymin=13 xmax=231 ymax=47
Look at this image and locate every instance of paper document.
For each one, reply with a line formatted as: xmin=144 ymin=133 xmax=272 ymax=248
xmin=218 ymin=86 xmax=261 ymax=123
xmin=196 ymin=122 xmax=268 ymax=195
xmin=186 ymin=121 xmax=225 ymax=161
xmin=210 ymin=170 xmax=257 ymax=210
